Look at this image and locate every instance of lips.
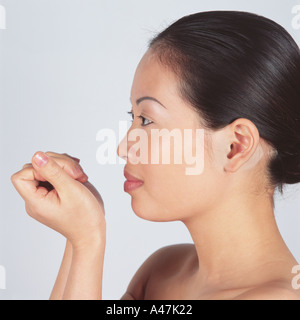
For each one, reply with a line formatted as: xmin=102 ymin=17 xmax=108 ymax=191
xmin=124 ymin=169 xmax=144 ymax=192
xmin=124 ymin=170 xmax=143 ymax=182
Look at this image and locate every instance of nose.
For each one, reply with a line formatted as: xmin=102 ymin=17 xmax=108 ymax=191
xmin=117 ymin=135 xmax=128 ymax=162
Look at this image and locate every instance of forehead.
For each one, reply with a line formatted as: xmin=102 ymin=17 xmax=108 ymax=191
xmin=130 ymin=50 xmax=202 ymax=127
xmin=130 ymin=50 xmax=180 ymax=106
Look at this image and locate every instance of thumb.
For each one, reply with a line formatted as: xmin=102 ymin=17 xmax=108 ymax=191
xmin=32 ymin=151 xmax=76 ymax=195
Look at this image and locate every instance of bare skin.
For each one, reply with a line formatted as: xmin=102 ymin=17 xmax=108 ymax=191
xmin=11 ymin=152 xmax=106 ymax=300
xmin=11 ymin=48 xmax=300 ymax=300
xmin=119 ymin=49 xmax=300 ymax=300
xmin=122 ymin=244 xmax=300 ymax=300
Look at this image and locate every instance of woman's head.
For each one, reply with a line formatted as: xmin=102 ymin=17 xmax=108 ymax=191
xmin=118 ymin=11 xmax=300 ymax=222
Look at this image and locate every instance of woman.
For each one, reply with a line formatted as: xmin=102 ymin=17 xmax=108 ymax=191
xmin=11 ymin=11 xmax=300 ymax=300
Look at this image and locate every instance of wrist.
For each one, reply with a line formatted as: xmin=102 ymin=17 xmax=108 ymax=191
xmin=69 ymin=219 xmax=106 ymax=253
xmin=70 ymin=232 xmax=106 ymax=254
xmin=62 ymin=236 xmax=105 ymax=300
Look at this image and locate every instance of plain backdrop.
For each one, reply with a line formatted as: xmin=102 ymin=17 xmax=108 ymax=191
xmin=0 ymin=0 xmax=300 ymax=300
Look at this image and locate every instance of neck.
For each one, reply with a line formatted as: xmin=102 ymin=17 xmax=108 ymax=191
xmin=183 ymin=189 xmax=296 ymax=294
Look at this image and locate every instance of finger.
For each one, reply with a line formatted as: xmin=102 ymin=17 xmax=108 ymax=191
xmin=45 ymin=151 xmax=81 ymax=163
xmin=48 ymin=156 xmax=87 ymax=181
xmin=11 ymin=167 xmax=41 ymax=201
xmin=22 ymin=160 xmax=87 ymax=183
xmin=45 ymin=152 xmax=86 ymax=177
xmin=23 ymin=163 xmax=32 ymax=169
xmin=22 ymin=164 xmax=47 ymax=182
xmin=31 ymin=152 xmax=80 ymax=196
xmin=64 ymin=154 xmax=81 ymax=163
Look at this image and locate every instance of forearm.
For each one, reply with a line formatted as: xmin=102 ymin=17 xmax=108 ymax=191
xmin=50 ymin=239 xmax=73 ymax=300
xmin=62 ymin=237 xmax=106 ymax=300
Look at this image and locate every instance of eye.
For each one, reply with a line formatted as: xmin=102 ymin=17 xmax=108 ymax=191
xmin=138 ymin=116 xmax=153 ymax=127
xmin=127 ymin=111 xmax=153 ymax=127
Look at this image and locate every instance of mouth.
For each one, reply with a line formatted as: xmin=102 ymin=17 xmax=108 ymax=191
xmin=124 ymin=170 xmax=144 ymax=193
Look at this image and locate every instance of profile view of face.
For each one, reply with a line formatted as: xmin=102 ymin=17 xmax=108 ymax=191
xmin=117 ymin=49 xmax=227 ymax=223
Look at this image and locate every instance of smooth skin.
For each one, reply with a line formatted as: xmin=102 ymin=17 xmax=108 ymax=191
xmin=11 ymin=49 xmax=300 ymax=300
xmin=11 ymin=152 xmax=106 ymax=300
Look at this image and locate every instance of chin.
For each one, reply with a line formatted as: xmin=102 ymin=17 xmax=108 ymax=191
xmin=131 ymin=199 xmax=178 ymax=223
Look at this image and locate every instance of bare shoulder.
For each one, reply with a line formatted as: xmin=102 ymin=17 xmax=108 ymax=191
xmin=234 ymin=283 xmax=300 ymax=300
xmin=121 ymin=243 xmax=195 ymax=300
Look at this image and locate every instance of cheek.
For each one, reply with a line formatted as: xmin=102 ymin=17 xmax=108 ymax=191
xmin=148 ymin=128 xmax=185 ymax=165
xmin=130 ymin=127 xmax=216 ymax=221
xmin=130 ymin=165 xmax=184 ymax=221
xmin=145 ymin=130 xmax=188 ymax=192
xmin=133 ymin=163 xmax=204 ymax=222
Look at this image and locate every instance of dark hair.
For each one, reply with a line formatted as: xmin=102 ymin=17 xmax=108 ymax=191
xmin=149 ymin=11 xmax=300 ymax=194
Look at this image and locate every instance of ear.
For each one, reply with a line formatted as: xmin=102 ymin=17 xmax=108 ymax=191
xmin=224 ymin=119 xmax=260 ymax=173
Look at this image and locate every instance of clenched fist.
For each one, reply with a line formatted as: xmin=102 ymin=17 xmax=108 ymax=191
xmin=11 ymin=151 xmax=106 ymax=250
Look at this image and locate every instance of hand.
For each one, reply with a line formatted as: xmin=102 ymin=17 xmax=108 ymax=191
xmin=11 ymin=151 xmax=106 ymax=249
xmin=21 ymin=152 xmax=89 ymax=186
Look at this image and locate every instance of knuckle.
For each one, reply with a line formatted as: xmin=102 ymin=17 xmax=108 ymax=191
xmin=72 ymin=166 xmax=83 ymax=178
xmin=45 ymin=151 xmax=57 ymax=157
xmin=47 ymin=162 xmax=62 ymax=181
xmin=59 ymin=157 xmax=75 ymax=169
xmin=49 ymin=156 xmax=82 ymax=178
xmin=62 ymin=153 xmax=76 ymax=162
xmin=61 ymin=158 xmax=83 ymax=175
xmin=22 ymin=163 xmax=32 ymax=169
xmin=11 ymin=170 xmax=23 ymax=183
xmin=63 ymin=153 xmax=80 ymax=163
xmin=10 ymin=172 xmax=18 ymax=184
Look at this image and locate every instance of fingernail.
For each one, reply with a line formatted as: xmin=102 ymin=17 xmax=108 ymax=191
xmin=34 ymin=152 xmax=49 ymax=168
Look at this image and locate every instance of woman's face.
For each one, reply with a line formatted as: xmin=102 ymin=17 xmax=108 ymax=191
xmin=117 ymin=50 xmax=226 ymax=223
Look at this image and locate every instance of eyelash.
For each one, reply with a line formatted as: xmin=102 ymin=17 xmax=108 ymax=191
xmin=127 ymin=111 xmax=153 ymax=127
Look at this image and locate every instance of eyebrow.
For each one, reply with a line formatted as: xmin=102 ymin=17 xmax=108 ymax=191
xmin=135 ymin=96 xmax=167 ymax=109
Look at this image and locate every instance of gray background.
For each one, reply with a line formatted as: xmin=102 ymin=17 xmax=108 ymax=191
xmin=0 ymin=0 xmax=300 ymax=300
